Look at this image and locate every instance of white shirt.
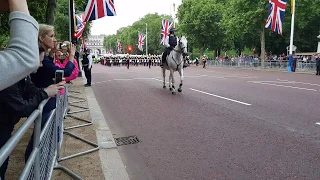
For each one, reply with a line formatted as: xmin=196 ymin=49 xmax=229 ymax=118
xmin=164 ymin=35 xmax=179 ymax=48
xmin=87 ymin=54 xmax=93 ymax=68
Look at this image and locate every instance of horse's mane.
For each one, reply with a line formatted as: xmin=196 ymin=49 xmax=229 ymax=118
xmin=180 ymin=36 xmax=187 ymax=43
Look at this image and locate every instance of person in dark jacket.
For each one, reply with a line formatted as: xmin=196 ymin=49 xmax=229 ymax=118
xmin=31 ymin=24 xmax=75 ymax=113
xmin=316 ymin=54 xmax=320 ymax=75
xmin=160 ymin=28 xmax=178 ymax=67
xmin=28 ymin=24 xmax=75 ymax=161
xmin=0 ymin=46 xmax=65 ymax=180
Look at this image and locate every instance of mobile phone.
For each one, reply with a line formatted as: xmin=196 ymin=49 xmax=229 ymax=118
xmin=55 ymin=70 xmax=64 ymax=84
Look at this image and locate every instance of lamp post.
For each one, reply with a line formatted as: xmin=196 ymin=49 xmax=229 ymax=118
xmin=146 ymin=23 xmax=148 ymax=56
xmin=317 ymin=34 xmax=320 ymax=53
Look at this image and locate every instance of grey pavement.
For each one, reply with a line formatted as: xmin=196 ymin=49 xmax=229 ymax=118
xmin=89 ymin=64 xmax=320 ymax=180
xmin=83 ymin=75 xmax=130 ymax=180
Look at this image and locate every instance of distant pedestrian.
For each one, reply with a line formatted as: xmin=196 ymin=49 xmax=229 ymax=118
xmin=82 ymin=48 xmax=92 ymax=86
xmin=316 ymin=54 xmax=320 ymax=76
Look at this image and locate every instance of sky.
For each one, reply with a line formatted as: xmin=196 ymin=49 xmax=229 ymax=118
xmin=90 ymin=0 xmax=182 ymax=36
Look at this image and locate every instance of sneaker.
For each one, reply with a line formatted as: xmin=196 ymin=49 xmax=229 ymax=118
xmin=85 ymin=84 xmax=91 ymax=87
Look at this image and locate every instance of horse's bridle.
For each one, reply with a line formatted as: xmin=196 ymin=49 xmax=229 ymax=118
xmin=171 ymin=40 xmax=186 ymax=71
xmin=173 ymin=39 xmax=186 ymax=54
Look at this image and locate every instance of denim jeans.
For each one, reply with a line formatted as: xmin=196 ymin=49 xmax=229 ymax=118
xmin=24 ymin=111 xmax=51 ymax=162
xmin=0 ymin=124 xmax=15 ymax=180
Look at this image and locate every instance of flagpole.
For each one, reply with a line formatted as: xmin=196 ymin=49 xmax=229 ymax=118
xmin=146 ymin=23 xmax=148 ymax=56
xmin=68 ymin=0 xmax=72 ymax=42
xmin=172 ymin=3 xmax=176 ymax=28
xmin=288 ymin=0 xmax=295 ymax=72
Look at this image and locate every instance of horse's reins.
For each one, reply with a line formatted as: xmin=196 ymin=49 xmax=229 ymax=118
xmin=171 ymin=41 xmax=186 ymax=71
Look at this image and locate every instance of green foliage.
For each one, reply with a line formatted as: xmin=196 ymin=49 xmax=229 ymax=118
xmin=55 ymin=0 xmax=91 ymax=43
xmin=0 ymin=0 xmax=90 ymax=48
xmin=178 ymin=0 xmax=225 ymax=53
xmin=177 ymin=0 xmax=320 ymax=56
xmin=104 ymin=13 xmax=172 ymax=55
xmin=0 ymin=0 xmax=319 ymax=54
xmin=0 ymin=0 xmax=47 ymax=48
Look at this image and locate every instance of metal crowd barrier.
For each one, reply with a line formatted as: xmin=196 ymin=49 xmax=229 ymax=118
xmin=206 ymin=60 xmax=317 ymax=72
xmin=0 ymin=83 xmax=97 ymax=180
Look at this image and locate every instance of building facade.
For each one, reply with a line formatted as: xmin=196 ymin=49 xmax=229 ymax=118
xmin=85 ymin=34 xmax=106 ymax=57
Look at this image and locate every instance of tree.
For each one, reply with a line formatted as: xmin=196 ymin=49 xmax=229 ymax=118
xmin=221 ymin=0 xmax=268 ymax=59
xmin=178 ymin=0 xmax=225 ymax=56
xmin=104 ymin=13 xmax=172 ymax=55
xmin=0 ymin=0 xmax=47 ymax=49
xmin=55 ymin=0 xmax=91 ymax=42
xmin=46 ymin=0 xmax=57 ymax=25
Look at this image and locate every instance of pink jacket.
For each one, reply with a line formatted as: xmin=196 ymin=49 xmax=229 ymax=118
xmin=55 ymin=58 xmax=79 ymax=94
xmin=55 ymin=58 xmax=79 ymax=82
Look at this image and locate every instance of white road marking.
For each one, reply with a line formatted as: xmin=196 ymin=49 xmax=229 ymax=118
xmin=204 ymin=70 xmax=250 ymax=77
xmin=184 ymin=75 xmax=208 ymax=78
xmin=316 ymin=122 xmax=320 ymax=125
xmin=152 ymin=78 xmax=163 ymax=82
xmin=222 ymin=76 xmax=259 ymax=79
xmin=92 ymin=80 xmax=111 ymax=84
xmin=93 ymin=77 xmax=156 ymax=84
xmin=189 ymin=88 xmax=252 ymax=106
xmin=276 ymin=79 xmax=320 ymax=87
xmin=205 ymin=76 xmax=226 ymax=79
xmin=113 ymin=77 xmax=155 ymax=81
xmin=248 ymin=81 xmax=318 ymax=91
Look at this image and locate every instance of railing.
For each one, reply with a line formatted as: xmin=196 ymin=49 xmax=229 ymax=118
xmin=0 ymin=85 xmax=83 ymax=180
xmin=205 ymin=60 xmax=317 ymax=72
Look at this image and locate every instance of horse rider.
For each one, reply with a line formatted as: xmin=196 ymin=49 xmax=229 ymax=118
xmin=160 ymin=28 xmax=178 ymax=67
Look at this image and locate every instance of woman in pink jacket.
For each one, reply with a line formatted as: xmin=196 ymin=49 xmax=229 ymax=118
xmin=55 ymin=50 xmax=79 ymax=82
xmin=55 ymin=50 xmax=79 ymax=95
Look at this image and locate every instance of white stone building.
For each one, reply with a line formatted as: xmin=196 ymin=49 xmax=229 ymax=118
xmin=85 ymin=34 xmax=106 ymax=57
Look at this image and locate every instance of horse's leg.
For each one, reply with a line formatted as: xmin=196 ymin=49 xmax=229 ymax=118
xmin=170 ymin=69 xmax=176 ymax=94
xmin=178 ymin=68 xmax=184 ymax=92
xmin=162 ymin=68 xmax=166 ymax=88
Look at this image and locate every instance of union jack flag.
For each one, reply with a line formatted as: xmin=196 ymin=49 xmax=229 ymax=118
xmin=265 ymin=0 xmax=288 ymax=35
xmin=117 ymin=40 xmax=122 ymax=53
xmin=138 ymin=32 xmax=146 ymax=51
xmin=80 ymin=38 xmax=87 ymax=52
xmin=160 ymin=19 xmax=173 ymax=45
xmin=84 ymin=0 xmax=116 ymax=22
xmin=75 ymin=14 xmax=86 ymax=38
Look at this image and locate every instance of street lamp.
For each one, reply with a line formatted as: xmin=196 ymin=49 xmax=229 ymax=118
xmin=317 ymin=34 xmax=320 ymax=53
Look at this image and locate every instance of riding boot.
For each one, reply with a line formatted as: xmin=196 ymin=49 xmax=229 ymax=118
xmin=160 ymin=54 xmax=166 ymax=67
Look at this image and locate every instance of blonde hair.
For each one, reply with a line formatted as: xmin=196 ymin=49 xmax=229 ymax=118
xmin=38 ymin=24 xmax=54 ymax=39
xmin=38 ymin=24 xmax=54 ymax=53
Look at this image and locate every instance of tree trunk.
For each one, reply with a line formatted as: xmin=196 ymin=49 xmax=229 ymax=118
xmin=200 ymin=48 xmax=204 ymax=56
xmin=46 ymin=0 xmax=57 ymax=25
xmin=260 ymin=25 xmax=266 ymax=66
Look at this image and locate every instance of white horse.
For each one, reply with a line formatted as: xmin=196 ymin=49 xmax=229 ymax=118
xmin=162 ymin=36 xmax=188 ymax=95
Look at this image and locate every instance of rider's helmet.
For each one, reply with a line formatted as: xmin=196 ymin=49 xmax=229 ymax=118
xmin=169 ymin=28 xmax=176 ymax=34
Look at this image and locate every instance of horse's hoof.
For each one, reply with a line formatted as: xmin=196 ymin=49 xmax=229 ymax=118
xmin=172 ymin=91 xmax=176 ymax=95
xmin=163 ymin=86 xmax=166 ymax=89
xmin=169 ymin=88 xmax=172 ymax=91
xmin=178 ymin=89 xmax=182 ymax=92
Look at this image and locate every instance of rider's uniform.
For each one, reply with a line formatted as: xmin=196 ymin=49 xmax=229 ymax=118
xmin=162 ymin=34 xmax=179 ymax=65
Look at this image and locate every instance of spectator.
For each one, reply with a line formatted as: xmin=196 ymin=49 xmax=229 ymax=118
xmin=0 ymin=0 xmax=40 ymax=91
xmin=316 ymin=54 xmax=320 ymax=76
xmin=0 ymin=46 xmax=65 ymax=180
xmin=55 ymin=49 xmax=79 ymax=83
xmin=27 ymin=25 xmax=75 ymax=161
xmin=82 ymin=48 xmax=92 ymax=86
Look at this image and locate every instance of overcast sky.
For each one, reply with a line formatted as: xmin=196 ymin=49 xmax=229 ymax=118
xmin=90 ymin=0 xmax=182 ymax=35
